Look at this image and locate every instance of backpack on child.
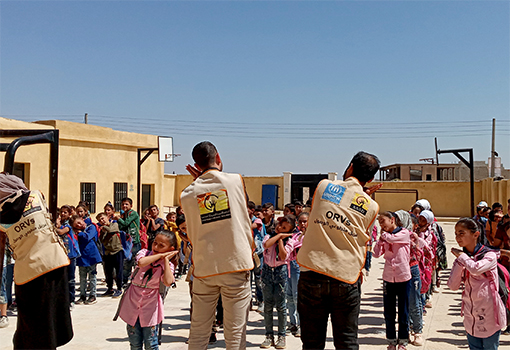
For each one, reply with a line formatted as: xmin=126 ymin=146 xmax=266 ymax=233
xmin=432 ymin=223 xmax=448 ymax=270
xmin=476 ymin=250 xmax=510 ymax=326
xmin=118 ymin=231 xmax=133 ymax=260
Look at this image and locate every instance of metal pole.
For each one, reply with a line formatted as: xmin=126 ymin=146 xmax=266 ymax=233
xmin=490 ymin=118 xmax=495 ymax=177
xmin=137 ymin=148 xmax=157 ymax=214
xmin=469 ymin=149 xmax=475 ymax=218
xmin=137 ymin=149 xmax=142 ymax=215
xmin=435 ymin=137 xmax=439 ymax=165
xmin=49 ymin=130 xmax=59 ymax=220
xmin=84 ymin=113 xmax=88 ymax=124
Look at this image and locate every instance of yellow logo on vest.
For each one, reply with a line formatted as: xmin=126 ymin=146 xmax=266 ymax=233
xmin=197 ymin=189 xmax=232 ymax=224
xmin=349 ymin=193 xmax=369 ymax=215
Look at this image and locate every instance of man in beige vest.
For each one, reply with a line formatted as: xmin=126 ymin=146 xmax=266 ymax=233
xmin=297 ymin=151 xmax=381 ymax=350
xmin=180 ymin=141 xmax=254 ymax=350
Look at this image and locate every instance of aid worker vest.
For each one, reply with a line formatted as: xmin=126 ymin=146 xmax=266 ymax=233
xmin=180 ymin=170 xmax=254 ymax=278
xmin=5 ymin=191 xmax=69 ymax=285
xmin=297 ymin=177 xmax=379 ymax=284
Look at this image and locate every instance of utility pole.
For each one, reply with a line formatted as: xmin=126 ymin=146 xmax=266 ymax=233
xmin=84 ymin=113 xmax=88 ymax=124
xmin=490 ymin=118 xmax=495 ymax=177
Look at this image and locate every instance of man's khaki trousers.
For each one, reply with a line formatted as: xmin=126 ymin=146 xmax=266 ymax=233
xmin=188 ymin=271 xmax=251 ymax=350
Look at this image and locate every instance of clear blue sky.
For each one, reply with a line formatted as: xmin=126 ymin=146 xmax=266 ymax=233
xmin=1 ymin=1 xmax=509 ymax=176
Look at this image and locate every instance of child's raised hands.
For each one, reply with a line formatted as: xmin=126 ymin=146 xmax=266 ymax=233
xmin=451 ymin=247 xmax=463 ymax=258
xmin=162 ymin=251 xmax=179 ymax=260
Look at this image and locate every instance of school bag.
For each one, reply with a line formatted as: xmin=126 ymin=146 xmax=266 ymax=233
xmin=118 ymin=230 xmax=133 ymax=260
xmin=136 ymin=221 xmax=149 ymax=250
xmin=432 ymin=223 xmax=448 ymax=270
xmin=92 ymin=223 xmax=105 ymax=257
xmin=476 ymin=249 xmax=510 ymax=326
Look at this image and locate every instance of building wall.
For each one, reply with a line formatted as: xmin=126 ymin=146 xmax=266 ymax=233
xmin=369 ymin=181 xmax=481 ymax=217
xmin=1 ymin=117 xmax=166 ymax=215
xmin=480 ymin=178 xmax=510 ymax=208
xmin=244 ymin=176 xmax=284 ymax=208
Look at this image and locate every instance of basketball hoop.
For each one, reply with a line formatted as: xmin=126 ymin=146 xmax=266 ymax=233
xmin=158 ymin=136 xmax=173 ymax=162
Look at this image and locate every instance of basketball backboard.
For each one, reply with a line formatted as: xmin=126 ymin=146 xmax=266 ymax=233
xmin=158 ymin=136 xmax=173 ymax=162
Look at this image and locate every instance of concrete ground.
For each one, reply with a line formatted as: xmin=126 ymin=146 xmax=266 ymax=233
xmin=1 ymin=219 xmax=510 ymax=349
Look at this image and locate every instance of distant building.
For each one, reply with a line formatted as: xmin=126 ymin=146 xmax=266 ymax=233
xmin=379 ymin=159 xmax=509 ymax=181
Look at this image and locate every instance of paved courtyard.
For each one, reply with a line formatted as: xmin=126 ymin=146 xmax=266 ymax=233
xmin=1 ymin=219 xmax=510 ymax=349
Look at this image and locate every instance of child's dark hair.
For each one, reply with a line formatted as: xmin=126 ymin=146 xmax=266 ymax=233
xmin=60 ymin=205 xmax=72 ymax=213
xmin=410 ymin=214 xmax=419 ymax=225
xmin=121 ymin=197 xmax=133 ymax=205
xmin=379 ymin=211 xmax=403 ymax=228
xmin=284 ymin=203 xmax=296 ymax=215
xmin=77 ymin=201 xmax=89 ymax=211
xmin=76 ymin=203 xmax=88 ymax=211
xmin=254 ymin=205 xmax=263 ymax=213
xmin=155 ymin=230 xmax=178 ymax=250
xmin=298 ymin=212 xmax=310 ymax=219
xmin=411 ymin=203 xmax=424 ymax=212
xmin=492 ymin=202 xmax=503 ymax=210
xmin=262 ymin=202 xmax=274 ymax=211
xmin=248 ymin=201 xmax=256 ymax=210
xmin=279 ymin=214 xmax=296 ymax=232
xmin=176 ymin=214 xmax=186 ymax=228
xmin=96 ymin=212 xmax=107 ymax=221
xmin=456 ymin=217 xmax=480 ymax=234
xmin=294 ymin=200 xmax=303 ymax=207
xmin=69 ymin=214 xmax=81 ymax=228
xmin=149 ymin=204 xmax=158 ymax=211
xmin=104 ymin=201 xmax=115 ymax=211
xmin=155 ymin=230 xmax=179 ymax=266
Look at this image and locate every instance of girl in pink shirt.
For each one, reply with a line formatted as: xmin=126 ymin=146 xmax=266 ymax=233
xmin=373 ymin=212 xmax=411 ymax=350
xmin=118 ymin=230 xmax=178 ymax=350
xmin=448 ymin=218 xmax=506 ymax=350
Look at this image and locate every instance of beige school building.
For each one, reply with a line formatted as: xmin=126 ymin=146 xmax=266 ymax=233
xmin=1 ymin=117 xmax=509 ymax=219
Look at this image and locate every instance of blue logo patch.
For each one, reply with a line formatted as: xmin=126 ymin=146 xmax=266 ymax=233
xmin=321 ymin=183 xmax=346 ymax=205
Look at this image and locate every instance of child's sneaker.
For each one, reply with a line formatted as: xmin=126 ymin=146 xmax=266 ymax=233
xmin=260 ymin=335 xmax=274 ymax=349
xmin=413 ymin=333 xmax=424 ymax=346
xmin=112 ymin=290 xmax=123 ymax=298
xmin=209 ymin=332 xmax=217 ymax=344
xmin=102 ymin=289 xmax=114 ymax=297
xmin=75 ymin=296 xmax=86 ymax=305
xmin=275 ymin=335 xmax=286 ymax=349
xmin=85 ymin=296 xmax=97 ymax=305
xmin=257 ymin=302 xmax=264 ymax=314
xmin=397 ymin=345 xmax=407 ymax=350
xmin=0 ymin=316 xmax=8 ymax=328
xmin=294 ymin=326 xmax=301 ymax=337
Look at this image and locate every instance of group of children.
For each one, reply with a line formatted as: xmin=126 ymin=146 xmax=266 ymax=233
xmin=249 ymin=201 xmax=310 ymax=349
xmin=3 ymin=194 xmax=510 ymax=350
xmin=374 ymin=198 xmax=510 ymax=350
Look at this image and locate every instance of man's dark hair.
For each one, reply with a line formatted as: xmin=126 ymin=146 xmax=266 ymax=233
xmin=349 ymin=151 xmax=380 ymax=183
xmin=192 ymin=141 xmax=218 ymax=170
xmin=121 ymin=197 xmax=133 ymax=205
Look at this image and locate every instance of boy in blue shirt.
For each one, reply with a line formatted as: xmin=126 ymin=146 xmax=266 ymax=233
xmin=70 ymin=215 xmax=102 ymax=305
